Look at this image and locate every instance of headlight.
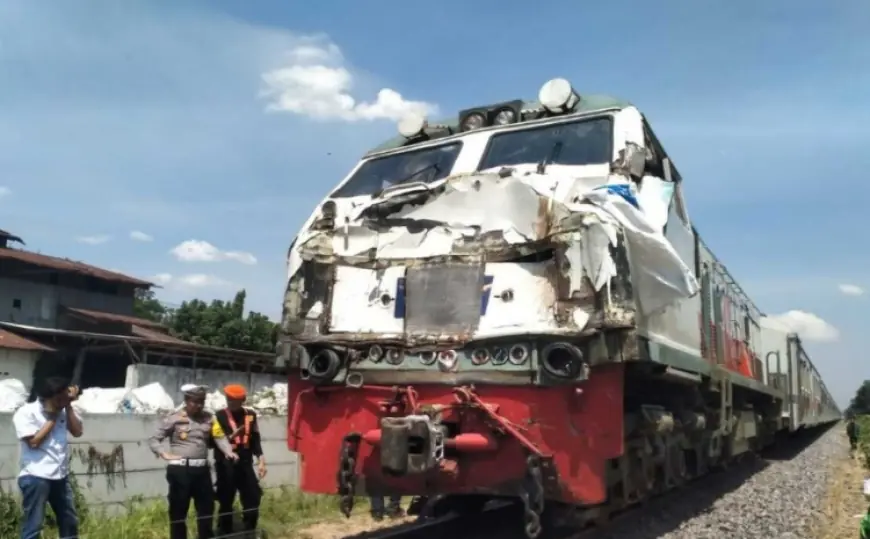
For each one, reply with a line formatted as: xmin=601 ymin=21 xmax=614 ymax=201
xmin=471 ymin=348 xmax=490 ymax=366
xmin=508 ymin=344 xmax=529 ymax=365
xmin=460 ymin=112 xmax=487 ymax=132
xmin=540 ymin=342 xmax=585 ymax=379
xmin=367 ymin=345 xmax=384 ymax=363
xmin=320 ymin=200 xmax=337 ymax=219
xmin=419 ymin=351 xmax=437 ymax=366
xmin=538 ymin=78 xmax=580 ymax=114
xmin=438 ymin=350 xmax=458 ymax=371
xmin=386 ymin=348 xmax=404 ymax=365
xmin=398 ymin=113 xmax=427 ymax=139
xmin=490 ymin=347 xmax=508 ymax=366
xmin=492 ymin=108 xmax=517 ymax=126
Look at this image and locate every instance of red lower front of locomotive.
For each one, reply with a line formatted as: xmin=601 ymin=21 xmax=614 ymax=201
xmin=287 ymin=363 xmax=624 ymax=506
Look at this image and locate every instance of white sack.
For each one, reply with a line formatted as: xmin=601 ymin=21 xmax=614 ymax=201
xmin=0 ymin=378 xmax=28 ymax=412
xmin=73 ymin=387 xmax=129 ymax=414
xmin=123 ymin=382 xmax=175 ymax=414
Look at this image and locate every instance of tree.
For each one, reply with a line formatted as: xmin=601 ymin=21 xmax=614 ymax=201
xmin=133 ymin=288 xmax=168 ymax=323
xmin=155 ymin=289 xmax=278 ymax=354
xmin=847 ymin=380 xmax=870 ymax=417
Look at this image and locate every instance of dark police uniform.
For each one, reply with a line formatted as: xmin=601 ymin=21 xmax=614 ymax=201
xmin=212 ymin=405 xmax=264 ymax=535
xmin=148 ymin=387 xmax=235 ymax=539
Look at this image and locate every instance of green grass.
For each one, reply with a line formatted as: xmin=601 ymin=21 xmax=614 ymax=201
xmin=857 ymin=415 xmax=870 ymax=470
xmin=0 ymin=475 xmax=368 ymax=539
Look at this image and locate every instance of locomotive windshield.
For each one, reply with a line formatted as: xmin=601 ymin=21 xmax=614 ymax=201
xmin=479 ymin=116 xmax=612 ymax=170
xmin=331 ymin=142 xmax=462 ymax=198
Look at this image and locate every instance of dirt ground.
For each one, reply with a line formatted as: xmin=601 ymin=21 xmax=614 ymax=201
xmin=290 ymin=513 xmax=416 ymax=539
xmin=812 ymin=432 xmax=868 ymax=539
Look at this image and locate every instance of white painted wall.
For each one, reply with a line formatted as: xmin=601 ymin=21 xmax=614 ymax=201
xmin=0 ymin=348 xmax=38 ymax=390
xmin=0 ymin=413 xmax=299 ymax=510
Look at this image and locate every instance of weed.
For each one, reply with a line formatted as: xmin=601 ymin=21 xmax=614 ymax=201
xmin=1 ymin=473 xmax=365 ymax=538
xmin=857 ymin=416 xmax=870 ymax=469
xmin=0 ymin=483 xmax=23 ymax=538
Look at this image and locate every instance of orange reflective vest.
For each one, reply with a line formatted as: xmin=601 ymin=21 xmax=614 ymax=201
xmin=223 ymin=408 xmax=254 ymax=449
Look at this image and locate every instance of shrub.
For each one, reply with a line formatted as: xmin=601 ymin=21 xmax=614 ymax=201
xmin=1 ymin=474 xmax=363 ymax=539
xmin=856 ymin=415 xmax=870 ymax=469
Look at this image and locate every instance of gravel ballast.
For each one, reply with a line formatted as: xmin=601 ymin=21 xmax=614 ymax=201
xmin=590 ymin=425 xmax=845 ymax=539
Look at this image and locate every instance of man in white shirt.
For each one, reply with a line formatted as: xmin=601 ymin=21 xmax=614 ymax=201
xmin=13 ymin=377 xmax=83 ymax=539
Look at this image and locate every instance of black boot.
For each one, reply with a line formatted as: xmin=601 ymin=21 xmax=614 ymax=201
xmin=386 ymin=499 xmax=405 ymax=519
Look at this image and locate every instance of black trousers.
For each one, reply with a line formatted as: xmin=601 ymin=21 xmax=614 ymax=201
xmin=166 ymin=464 xmax=214 ymax=539
xmin=370 ymin=495 xmax=402 ymax=513
xmin=215 ymin=459 xmax=262 ymax=534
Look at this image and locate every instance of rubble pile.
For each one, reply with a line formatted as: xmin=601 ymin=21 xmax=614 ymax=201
xmin=0 ymin=379 xmax=290 ymax=415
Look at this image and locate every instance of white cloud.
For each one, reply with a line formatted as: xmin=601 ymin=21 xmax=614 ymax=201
xmin=0 ymin=187 xmax=10 ymax=198
xmin=838 ymin=283 xmax=864 ymax=297
xmin=170 ymin=239 xmax=257 ymax=265
xmin=150 ymin=273 xmax=229 ymax=288
xmin=177 ymin=274 xmax=229 ymax=287
xmin=151 ymin=273 xmax=173 ymax=286
xmin=75 ymin=234 xmax=111 ymax=245
xmin=765 ymin=310 xmax=840 ymax=342
xmin=129 ymin=230 xmax=153 ymax=242
xmin=261 ymin=36 xmax=438 ymax=122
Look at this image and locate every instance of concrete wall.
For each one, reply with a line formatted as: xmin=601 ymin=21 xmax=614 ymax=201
xmin=0 ymin=413 xmax=298 ymax=510
xmin=0 ymin=277 xmax=134 ymax=328
xmin=125 ymin=364 xmax=286 ymax=405
xmin=0 ymin=348 xmax=38 ymax=390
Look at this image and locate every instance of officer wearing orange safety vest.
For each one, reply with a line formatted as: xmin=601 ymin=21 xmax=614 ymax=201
xmin=210 ymin=384 xmax=267 ymax=536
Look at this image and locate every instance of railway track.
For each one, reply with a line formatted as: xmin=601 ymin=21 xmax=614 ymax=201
xmin=336 ymin=424 xmax=836 ymax=539
xmin=340 ymin=501 xmax=519 ymax=539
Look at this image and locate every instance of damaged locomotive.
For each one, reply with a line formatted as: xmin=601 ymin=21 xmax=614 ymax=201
xmin=279 ymin=78 xmax=815 ymax=537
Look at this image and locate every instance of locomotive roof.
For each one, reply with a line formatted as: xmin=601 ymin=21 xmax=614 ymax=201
xmin=364 ymin=93 xmax=633 ymax=157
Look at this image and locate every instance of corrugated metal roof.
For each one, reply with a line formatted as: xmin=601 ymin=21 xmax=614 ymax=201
xmin=131 ymin=324 xmax=190 ymax=345
xmin=0 ymin=328 xmax=54 ymax=351
xmin=0 ymin=247 xmax=152 ymax=286
xmin=65 ymin=307 xmax=166 ymax=329
xmin=0 ymin=321 xmax=272 ymax=360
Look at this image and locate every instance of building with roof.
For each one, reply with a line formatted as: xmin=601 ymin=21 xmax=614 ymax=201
xmin=0 ymin=228 xmax=279 ymax=399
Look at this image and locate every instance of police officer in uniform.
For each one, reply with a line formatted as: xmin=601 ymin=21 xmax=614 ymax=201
xmin=212 ymin=384 xmax=266 ymax=536
xmin=148 ymin=384 xmax=238 ymax=539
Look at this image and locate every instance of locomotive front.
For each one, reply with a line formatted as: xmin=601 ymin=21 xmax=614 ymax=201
xmin=279 ymin=79 xmax=698 ymax=537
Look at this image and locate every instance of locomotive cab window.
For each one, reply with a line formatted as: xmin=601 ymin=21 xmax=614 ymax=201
xmin=331 ymin=142 xmax=463 ymax=199
xmin=478 ymin=116 xmax=613 ymax=171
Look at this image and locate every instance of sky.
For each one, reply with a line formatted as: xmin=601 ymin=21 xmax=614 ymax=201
xmin=0 ymin=0 xmax=868 ymax=406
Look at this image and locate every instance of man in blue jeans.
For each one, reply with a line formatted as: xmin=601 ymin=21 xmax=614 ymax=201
xmin=13 ymin=377 xmax=83 ymax=539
